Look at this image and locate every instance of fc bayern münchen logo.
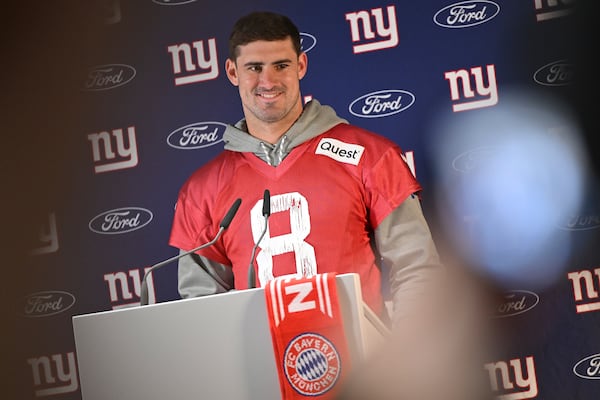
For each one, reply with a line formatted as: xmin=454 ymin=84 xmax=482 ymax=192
xmin=283 ymin=332 xmax=341 ymax=396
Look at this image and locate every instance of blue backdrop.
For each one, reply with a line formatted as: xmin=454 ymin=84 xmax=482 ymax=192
xmin=9 ymin=0 xmax=599 ymax=398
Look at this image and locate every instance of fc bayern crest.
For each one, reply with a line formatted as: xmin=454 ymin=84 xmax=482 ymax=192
xmin=283 ymin=332 xmax=341 ymax=396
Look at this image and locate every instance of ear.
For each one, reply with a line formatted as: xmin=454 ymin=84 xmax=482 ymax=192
xmin=225 ymin=58 xmax=239 ymax=86
xmin=297 ymin=52 xmax=308 ymax=80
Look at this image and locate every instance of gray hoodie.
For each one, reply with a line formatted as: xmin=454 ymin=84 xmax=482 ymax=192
xmin=223 ymin=99 xmax=346 ymax=166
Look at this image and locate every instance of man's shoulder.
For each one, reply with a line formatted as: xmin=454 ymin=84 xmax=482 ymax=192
xmin=321 ymin=123 xmax=398 ymax=149
xmin=184 ymin=150 xmax=242 ymax=183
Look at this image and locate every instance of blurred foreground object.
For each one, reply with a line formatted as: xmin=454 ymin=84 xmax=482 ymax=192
xmin=337 ymin=262 xmax=497 ymax=400
xmin=430 ymin=89 xmax=590 ymax=290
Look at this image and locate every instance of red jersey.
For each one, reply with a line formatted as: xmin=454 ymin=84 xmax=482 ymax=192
xmin=169 ymin=123 xmax=420 ymax=314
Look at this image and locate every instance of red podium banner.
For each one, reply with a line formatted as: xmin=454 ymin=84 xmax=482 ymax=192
xmin=264 ymin=273 xmax=352 ymax=399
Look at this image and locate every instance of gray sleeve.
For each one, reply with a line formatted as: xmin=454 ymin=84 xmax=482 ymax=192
xmin=374 ymin=195 xmax=445 ymax=327
xmin=177 ymin=250 xmax=234 ymax=298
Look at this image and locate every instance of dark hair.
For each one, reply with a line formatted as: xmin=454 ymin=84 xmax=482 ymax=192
xmin=228 ymin=11 xmax=301 ymax=60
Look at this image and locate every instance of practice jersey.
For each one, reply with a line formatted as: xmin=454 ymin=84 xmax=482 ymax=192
xmin=169 ymin=123 xmax=421 ymax=314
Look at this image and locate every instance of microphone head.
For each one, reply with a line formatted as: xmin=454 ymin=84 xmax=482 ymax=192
xmin=262 ymin=189 xmax=271 ymax=216
xmin=220 ymin=198 xmax=242 ymax=229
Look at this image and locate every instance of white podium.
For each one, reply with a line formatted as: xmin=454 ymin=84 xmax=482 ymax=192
xmin=72 ymin=273 xmax=389 ymax=400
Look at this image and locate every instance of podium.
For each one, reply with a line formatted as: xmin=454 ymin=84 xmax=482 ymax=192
xmin=72 ymin=273 xmax=389 ymax=400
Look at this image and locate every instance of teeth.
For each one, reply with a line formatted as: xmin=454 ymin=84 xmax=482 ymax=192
xmin=259 ymin=93 xmax=278 ymax=98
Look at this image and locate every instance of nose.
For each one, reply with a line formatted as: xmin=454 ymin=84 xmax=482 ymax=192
xmin=258 ymin=66 xmax=277 ymax=88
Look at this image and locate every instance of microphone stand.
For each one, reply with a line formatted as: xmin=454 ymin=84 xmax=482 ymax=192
xmin=248 ymin=189 xmax=271 ymax=289
xmin=139 ymin=198 xmax=241 ymax=306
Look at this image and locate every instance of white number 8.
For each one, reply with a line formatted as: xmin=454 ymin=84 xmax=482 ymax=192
xmin=250 ymin=192 xmax=317 ymax=286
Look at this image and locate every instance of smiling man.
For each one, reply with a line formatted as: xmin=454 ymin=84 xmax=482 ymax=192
xmin=169 ymin=11 xmax=443 ymax=326
xmin=225 ymin=36 xmax=307 ymax=141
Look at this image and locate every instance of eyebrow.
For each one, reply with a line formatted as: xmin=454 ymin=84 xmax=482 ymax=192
xmin=243 ymin=58 xmax=293 ymax=68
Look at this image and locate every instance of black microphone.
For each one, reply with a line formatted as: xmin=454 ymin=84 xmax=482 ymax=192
xmin=247 ymin=189 xmax=270 ymax=289
xmin=139 ymin=198 xmax=242 ymax=306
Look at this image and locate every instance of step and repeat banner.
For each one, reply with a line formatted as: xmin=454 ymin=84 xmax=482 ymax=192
xmin=13 ymin=0 xmax=599 ymax=398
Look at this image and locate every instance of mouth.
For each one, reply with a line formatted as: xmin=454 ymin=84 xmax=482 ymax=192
xmin=256 ymin=90 xmax=282 ymax=100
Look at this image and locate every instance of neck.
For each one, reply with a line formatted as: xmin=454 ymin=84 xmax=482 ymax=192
xmin=246 ymin=122 xmax=289 ymax=144
xmin=245 ymin=102 xmax=303 ymax=144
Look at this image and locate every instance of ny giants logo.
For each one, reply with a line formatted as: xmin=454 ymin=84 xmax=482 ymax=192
xmin=167 ymin=122 xmax=226 ymax=149
xmin=104 ymin=266 xmax=154 ymax=309
xmin=345 ymin=5 xmax=399 ymax=54
xmin=83 ymin=64 xmax=135 ymax=91
xmin=349 ymin=89 xmax=415 ymax=118
xmin=444 ymin=64 xmax=498 ymax=112
xmin=534 ymin=0 xmax=574 ymax=22
xmin=433 ymin=1 xmax=500 ymax=28
xmin=27 ymin=352 xmax=78 ymax=397
xmin=87 ymin=126 xmax=139 ymax=173
xmin=89 ymin=207 xmax=153 ymax=235
xmin=567 ymin=267 xmax=600 ymax=314
xmin=533 ymin=59 xmax=573 ymax=86
xmin=167 ymin=38 xmax=219 ymax=86
xmin=484 ymin=356 xmax=538 ymax=399
xmin=21 ymin=291 xmax=76 ymax=317
xmin=31 ymin=212 xmax=59 ymax=255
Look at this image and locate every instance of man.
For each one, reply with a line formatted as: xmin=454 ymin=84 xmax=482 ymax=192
xmin=169 ymin=11 xmax=443 ymax=325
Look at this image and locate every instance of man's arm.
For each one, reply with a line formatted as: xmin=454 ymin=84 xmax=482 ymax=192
xmin=177 ymin=250 xmax=234 ymax=298
xmin=374 ymin=194 xmax=445 ymax=328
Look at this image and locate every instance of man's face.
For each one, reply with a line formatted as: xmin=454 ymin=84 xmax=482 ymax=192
xmin=225 ymin=38 xmax=307 ymax=128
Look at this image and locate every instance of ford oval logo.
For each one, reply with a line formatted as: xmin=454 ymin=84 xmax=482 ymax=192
xmin=493 ymin=290 xmax=539 ymax=318
xmin=83 ymin=64 xmax=136 ymax=91
xmin=434 ymin=1 xmax=500 ymax=28
xmin=167 ymin=122 xmax=226 ymax=149
xmin=300 ymin=33 xmax=317 ymax=53
xmin=452 ymin=146 xmax=497 ymax=173
xmin=573 ymin=353 xmax=600 ymax=380
xmin=349 ymin=90 xmax=415 ymax=118
xmin=557 ymin=214 xmax=600 ymax=231
xmin=89 ymin=207 xmax=153 ymax=235
xmin=533 ymin=59 xmax=573 ymax=86
xmin=21 ymin=291 xmax=76 ymax=317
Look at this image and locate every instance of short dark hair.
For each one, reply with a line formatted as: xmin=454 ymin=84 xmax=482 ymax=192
xmin=228 ymin=11 xmax=302 ymax=61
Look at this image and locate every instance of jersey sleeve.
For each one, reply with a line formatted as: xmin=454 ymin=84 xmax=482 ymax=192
xmin=168 ymin=157 xmax=236 ymax=266
xmin=169 ymin=184 xmax=209 ymax=251
xmin=364 ymin=145 xmax=422 ymax=229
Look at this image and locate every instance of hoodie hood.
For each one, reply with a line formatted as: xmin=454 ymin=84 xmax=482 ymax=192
xmin=223 ymin=99 xmax=347 ymax=166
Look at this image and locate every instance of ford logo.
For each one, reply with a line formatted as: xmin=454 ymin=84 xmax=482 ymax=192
xmin=167 ymin=122 xmax=226 ymax=149
xmin=557 ymin=214 xmax=600 ymax=231
xmin=493 ymin=290 xmax=539 ymax=318
xmin=452 ymin=146 xmax=497 ymax=173
xmin=349 ymin=89 xmax=415 ymax=118
xmin=533 ymin=59 xmax=573 ymax=86
xmin=434 ymin=1 xmax=500 ymax=28
xmin=89 ymin=207 xmax=153 ymax=235
xmin=83 ymin=64 xmax=136 ymax=91
xmin=300 ymin=33 xmax=317 ymax=53
xmin=21 ymin=291 xmax=76 ymax=317
xmin=573 ymin=354 xmax=600 ymax=380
